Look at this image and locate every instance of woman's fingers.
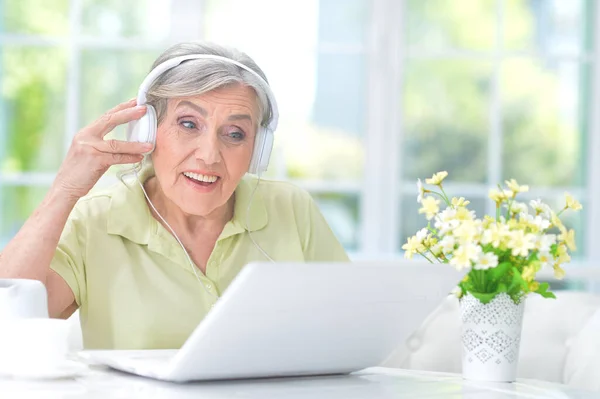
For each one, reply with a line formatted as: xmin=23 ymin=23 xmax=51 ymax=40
xmin=106 ymin=153 xmax=145 ymax=165
xmin=95 ymin=139 xmax=153 ymax=155
xmin=85 ymin=104 xmax=147 ymax=138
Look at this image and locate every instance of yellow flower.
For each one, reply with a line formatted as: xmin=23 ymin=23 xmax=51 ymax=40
xmin=565 ymin=192 xmax=583 ymax=211
xmin=522 ymin=265 xmax=536 ymax=282
xmin=555 ymin=243 xmax=571 ymax=264
xmin=450 ymin=245 xmax=478 ymax=270
xmin=553 ymin=264 xmax=566 ymax=280
xmin=455 ymin=207 xmax=475 ymax=221
xmin=481 ymin=223 xmax=509 ymax=248
xmin=507 ymin=230 xmax=536 ymax=257
xmin=559 ymin=229 xmax=576 ymax=252
xmin=550 ymin=212 xmax=567 ymax=234
xmin=453 ymin=220 xmax=480 ymax=244
xmin=505 ymin=179 xmax=529 ymax=195
xmin=419 ymin=196 xmax=440 ymax=220
xmin=528 ymin=281 xmax=540 ymax=291
xmin=451 ymin=197 xmax=470 ymax=207
xmin=402 ymin=235 xmax=425 ymax=259
xmin=425 ymin=171 xmax=448 ymax=185
xmin=489 ymin=188 xmax=510 ymax=203
xmin=424 ymin=235 xmax=438 ymax=248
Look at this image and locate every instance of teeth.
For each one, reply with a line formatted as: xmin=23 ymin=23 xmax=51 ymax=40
xmin=183 ymin=172 xmax=218 ymax=183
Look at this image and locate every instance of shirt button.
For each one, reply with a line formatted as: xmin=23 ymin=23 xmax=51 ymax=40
xmin=206 ymin=284 xmax=212 ymax=289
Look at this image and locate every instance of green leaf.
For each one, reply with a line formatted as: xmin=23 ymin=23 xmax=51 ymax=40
xmin=488 ymin=262 xmax=512 ymax=282
xmin=497 ymin=283 xmax=508 ymax=293
xmin=535 ymin=282 xmax=556 ymax=299
xmin=508 ymin=267 xmax=528 ymax=293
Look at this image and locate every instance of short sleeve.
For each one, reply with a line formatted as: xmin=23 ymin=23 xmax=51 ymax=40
xmin=302 ymin=196 xmax=350 ymax=262
xmin=49 ymin=207 xmax=86 ymax=306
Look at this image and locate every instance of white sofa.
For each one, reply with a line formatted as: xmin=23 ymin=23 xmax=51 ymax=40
xmin=383 ymin=291 xmax=600 ymax=392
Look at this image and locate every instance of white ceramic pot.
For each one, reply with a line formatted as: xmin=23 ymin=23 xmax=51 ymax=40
xmin=460 ymin=292 xmax=525 ymax=382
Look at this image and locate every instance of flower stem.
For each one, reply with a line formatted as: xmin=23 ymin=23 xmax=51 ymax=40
xmin=439 ymin=186 xmax=451 ymax=206
xmin=417 ymin=251 xmax=435 ymax=263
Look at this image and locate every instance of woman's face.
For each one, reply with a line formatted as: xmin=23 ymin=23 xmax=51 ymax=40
xmin=151 ymin=83 xmax=260 ymax=218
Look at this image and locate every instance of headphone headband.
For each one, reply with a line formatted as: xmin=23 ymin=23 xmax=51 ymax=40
xmin=137 ymin=54 xmax=279 ymax=133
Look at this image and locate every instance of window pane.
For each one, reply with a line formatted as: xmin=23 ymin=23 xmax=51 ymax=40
xmin=204 ymin=0 xmax=319 ymax=53
xmin=1 ymin=0 xmax=69 ymax=36
xmin=0 ymin=186 xmax=48 ymax=247
xmin=504 ymin=0 xmax=593 ymax=54
xmin=80 ymin=0 xmax=173 ymax=40
xmin=312 ymin=193 xmax=359 ymax=251
xmin=80 ymin=50 xmax=160 ymax=127
xmin=280 ymin=52 xmax=365 ymax=181
xmin=501 ymin=59 xmax=586 ymax=187
xmin=406 ymin=0 xmax=496 ymax=52
xmin=1 ymin=47 xmax=67 ymax=173
xmin=399 ymin=194 xmax=488 ymax=253
xmin=204 ymin=0 xmax=366 ymax=181
xmin=318 ymin=0 xmax=368 ymax=45
xmin=402 ymin=61 xmax=492 ymax=183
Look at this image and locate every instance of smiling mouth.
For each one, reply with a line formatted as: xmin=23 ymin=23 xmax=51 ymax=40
xmin=182 ymin=171 xmax=220 ymax=187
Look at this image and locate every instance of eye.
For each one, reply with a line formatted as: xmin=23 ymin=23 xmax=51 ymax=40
xmin=225 ymin=128 xmax=246 ymax=142
xmin=229 ymin=131 xmax=245 ymax=140
xmin=180 ymin=120 xmax=196 ymax=130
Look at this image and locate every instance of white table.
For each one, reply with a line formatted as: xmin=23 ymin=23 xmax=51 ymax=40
xmin=0 ymin=366 xmax=595 ymax=398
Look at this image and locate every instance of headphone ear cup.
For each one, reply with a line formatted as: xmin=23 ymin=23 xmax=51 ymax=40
xmin=250 ymin=128 xmax=273 ymax=174
xmin=126 ymin=104 xmax=157 ymax=152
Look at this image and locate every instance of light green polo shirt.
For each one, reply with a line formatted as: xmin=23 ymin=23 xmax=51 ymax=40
xmin=50 ymin=168 xmax=348 ymax=349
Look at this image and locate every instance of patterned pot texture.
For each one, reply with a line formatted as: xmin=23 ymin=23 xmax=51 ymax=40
xmin=459 ymin=292 xmax=526 ymax=382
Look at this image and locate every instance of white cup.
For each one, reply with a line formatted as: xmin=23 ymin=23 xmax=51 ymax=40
xmin=0 ymin=318 xmax=71 ymax=376
xmin=0 ymin=279 xmax=48 ymax=319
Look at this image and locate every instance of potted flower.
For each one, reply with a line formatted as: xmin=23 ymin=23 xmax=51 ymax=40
xmin=403 ymin=171 xmax=582 ymax=382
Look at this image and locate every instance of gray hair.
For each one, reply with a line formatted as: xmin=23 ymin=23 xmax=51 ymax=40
xmin=146 ymin=41 xmax=273 ymax=129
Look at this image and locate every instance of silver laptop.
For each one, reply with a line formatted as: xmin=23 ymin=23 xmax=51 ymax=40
xmin=80 ymin=261 xmax=462 ymax=382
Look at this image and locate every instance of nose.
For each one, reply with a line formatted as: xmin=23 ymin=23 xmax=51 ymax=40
xmin=193 ymin=131 xmax=222 ymax=165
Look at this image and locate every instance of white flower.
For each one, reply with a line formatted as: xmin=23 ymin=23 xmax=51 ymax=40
xmin=435 ymin=220 xmax=460 ymax=236
xmin=450 ymin=244 xmax=480 ymax=270
xmin=451 ymin=286 xmax=463 ymax=298
xmin=434 ymin=208 xmax=459 ymax=235
xmin=537 ymin=250 xmax=553 ymax=268
xmin=536 ymin=234 xmax=557 ymax=253
xmin=419 ymin=197 xmax=440 ymax=220
xmin=453 ymin=220 xmax=482 ymax=245
xmin=416 ymin=228 xmax=429 ymax=242
xmin=481 ymin=223 xmax=509 ymax=248
xmin=417 ymin=179 xmax=425 ymax=203
xmin=507 ymin=230 xmax=536 ymax=257
xmin=506 ymin=201 xmax=528 ymax=215
xmin=521 ymin=214 xmax=551 ymax=231
xmin=530 ymin=199 xmax=552 ymax=218
xmin=439 ymin=236 xmax=456 ymax=254
xmin=473 ymin=252 xmax=499 ymax=270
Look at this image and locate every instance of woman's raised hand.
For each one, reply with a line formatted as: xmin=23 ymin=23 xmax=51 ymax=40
xmin=53 ymin=99 xmax=152 ymax=200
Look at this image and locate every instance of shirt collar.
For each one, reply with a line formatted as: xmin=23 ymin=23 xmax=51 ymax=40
xmin=106 ymin=165 xmax=268 ymax=244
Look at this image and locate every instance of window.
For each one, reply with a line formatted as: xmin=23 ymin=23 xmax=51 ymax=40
xmin=1 ymin=0 xmax=598 ymax=284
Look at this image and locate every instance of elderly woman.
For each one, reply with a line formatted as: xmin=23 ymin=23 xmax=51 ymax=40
xmin=0 ymin=42 xmax=348 ymax=349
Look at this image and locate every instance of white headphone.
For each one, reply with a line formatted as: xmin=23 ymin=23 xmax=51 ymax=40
xmin=127 ymin=54 xmax=279 ymax=175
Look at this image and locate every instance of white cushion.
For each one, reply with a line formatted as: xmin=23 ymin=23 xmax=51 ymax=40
xmin=564 ymin=307 xmax=600 ymax=391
